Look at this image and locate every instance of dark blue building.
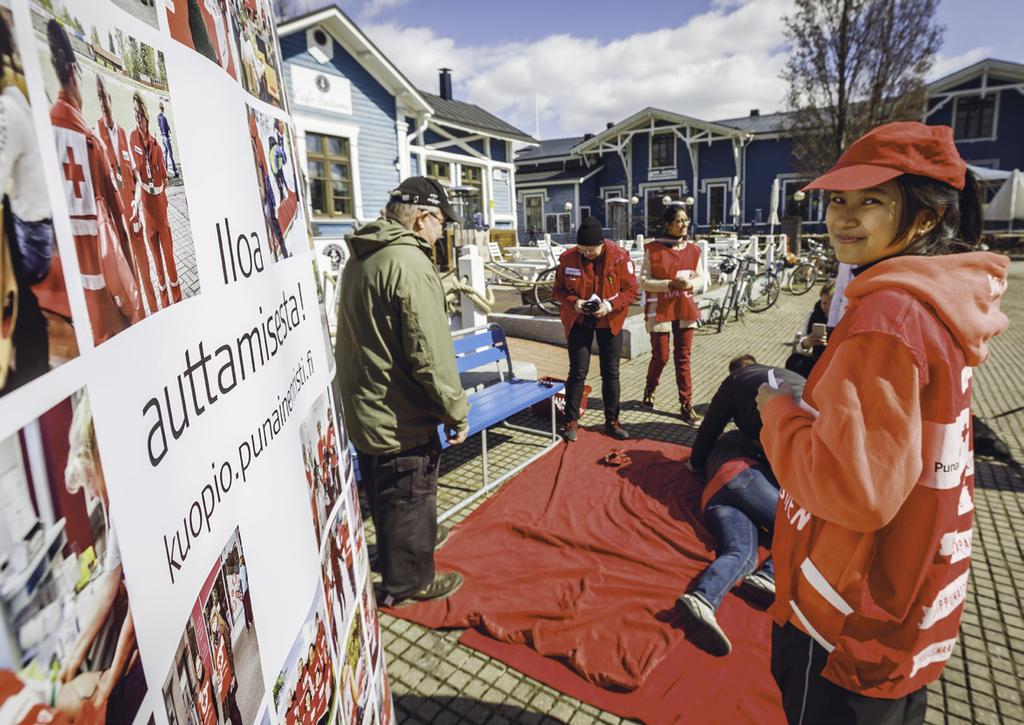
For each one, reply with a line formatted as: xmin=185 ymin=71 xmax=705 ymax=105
xmin=516 ymin=58 xmax=1024 ymax=242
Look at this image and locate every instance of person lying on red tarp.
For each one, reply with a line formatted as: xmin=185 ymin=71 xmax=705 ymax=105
xmin=678 ymin=354 xmax=805 ymax=656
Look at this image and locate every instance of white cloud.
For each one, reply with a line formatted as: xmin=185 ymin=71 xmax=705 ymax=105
xmin=929 ymin=47 xmax=992 ymax=81
xmin=361 ymin=0 xmax=411 ymax=19
xmin=361 ymin=0 xmax=794 ymax=139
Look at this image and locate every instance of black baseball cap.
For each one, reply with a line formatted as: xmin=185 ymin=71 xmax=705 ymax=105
xmin=389 ymin=176 xmax=459 ymax=223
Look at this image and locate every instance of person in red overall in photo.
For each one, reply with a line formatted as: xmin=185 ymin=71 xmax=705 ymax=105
xmin=46 ymin=20 xmax=132 ymax=344
xmin=193 ymin=656 xmax=218 ymax=725
xmin=756 ymin=122 xmax=1009 ymax=724
xmin=209 ymin=603 xmax=242 ymax=725
xmin=552 ymin=215 xmax=639 ymax=442
xmin=94 ymin=77 xmax=159 ymax=316
xmin=129 ymin=92 xmax=181 ymax=308
xmin=641 ymin=203 xmax=704 ymax=424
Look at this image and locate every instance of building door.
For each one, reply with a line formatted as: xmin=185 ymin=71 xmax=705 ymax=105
xmin=645 ymin=186 xmax=682 ymax=236
xmin=707 ymin=183 xmax=727 ymax=229
xmin=523 ymin=194 xmax=544 ymax=240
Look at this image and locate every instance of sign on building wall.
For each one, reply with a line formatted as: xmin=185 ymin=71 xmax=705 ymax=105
xmin=291 ymin=65 xmax=353 ymax=115
xmin=0 ymin=1 xmax=391 ymax=724
xmin=648 ymin=167 xmax=678 ymax=181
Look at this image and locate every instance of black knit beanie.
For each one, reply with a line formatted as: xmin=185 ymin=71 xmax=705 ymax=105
xmin=576 ymin=216 xmax=604 ymax=246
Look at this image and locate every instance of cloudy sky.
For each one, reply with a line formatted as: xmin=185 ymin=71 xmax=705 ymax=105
xmin=276 ymin=0 xmax=1024 ymax=140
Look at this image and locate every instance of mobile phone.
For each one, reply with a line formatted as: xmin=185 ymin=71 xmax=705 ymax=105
xmin=812 ymin=323 xmax=827 ymax=338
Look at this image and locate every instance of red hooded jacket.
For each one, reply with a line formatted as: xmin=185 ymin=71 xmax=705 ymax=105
xmin=760 ymin=252 xmax=1009 ymax=698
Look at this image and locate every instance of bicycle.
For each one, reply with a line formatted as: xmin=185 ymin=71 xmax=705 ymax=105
xmin=787 ymin=239 xmax=838 ymax=295
xmin=713 ymin=254 xmax=781 ymax=332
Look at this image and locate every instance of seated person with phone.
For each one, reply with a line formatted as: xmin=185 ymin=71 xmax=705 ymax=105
xmin=785 ymin=281 xmax=835 ymax=378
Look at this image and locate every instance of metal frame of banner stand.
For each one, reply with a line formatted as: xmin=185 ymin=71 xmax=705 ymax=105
xmin=437 ymin=393 xmax=560 ymax=524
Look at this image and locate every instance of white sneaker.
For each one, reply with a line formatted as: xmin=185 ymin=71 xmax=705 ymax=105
xmin=740 ymin=571 xmax=776 ymax=608
xmin=676 ymin=593 xmax=732 ymax=656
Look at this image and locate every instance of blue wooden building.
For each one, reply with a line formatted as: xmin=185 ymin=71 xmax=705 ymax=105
xmin=515 ymin=58 xmax=1024 ymax=242
xmin=276 ymin=5 xmax=535 ymax=242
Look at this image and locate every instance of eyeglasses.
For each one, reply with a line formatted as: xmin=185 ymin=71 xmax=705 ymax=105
xmin=422 ymin=209 xmax=447 ymax=227
xmin=670 ymin=217 xmax=690 ymax=226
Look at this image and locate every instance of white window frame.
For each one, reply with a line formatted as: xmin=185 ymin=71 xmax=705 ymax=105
xmin=294 ymin=114 xmax=364 ymax=222
xmin=649 ymin=130 xmax=676 ymax=170
xmin=952 ymin=92 xmax=1000 ymax=143
xmin=781 ymin=177 xmax=816 ymax=223
xmin=544 ymin=212 xmax=571 ymax=234
xmin=705 ymin=181 xmax=729 ymax=227
xmin=522 ymin=192 xmax=546 ymax=232
xmin=600 ymin=185 xmax=626 ymax=200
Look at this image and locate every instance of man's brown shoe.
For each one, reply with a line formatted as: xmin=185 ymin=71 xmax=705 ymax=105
xmin=409 ymin=571 xmax=463 ymax=601
xmin=559 ymin=420 xmax=579 ymax=442
xmin=604 ymin=420 xmax=630 ymax=440
xmin=642 ymin=385 xmax=656 ymax=408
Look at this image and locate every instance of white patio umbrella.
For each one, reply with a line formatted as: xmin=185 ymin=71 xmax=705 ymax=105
xmin=768 ymin=177 xmax=781 ymax=236
xmin=731 ymin=175 xmax=742 ymax=222
xmin=986 ymin=169 xmax=1024 ymax=233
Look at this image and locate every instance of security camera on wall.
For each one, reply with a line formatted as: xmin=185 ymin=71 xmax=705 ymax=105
xmin=307 ymin=26 xmax=334 ymax=64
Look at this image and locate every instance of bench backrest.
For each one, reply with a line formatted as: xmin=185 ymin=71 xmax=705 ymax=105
xmin=452 ymin=323 xmax=513 ymax=379
xmin=486 ymin=241 xmax=505 ymax=262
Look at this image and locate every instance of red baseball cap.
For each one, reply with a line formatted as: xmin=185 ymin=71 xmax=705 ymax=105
xmin=802 ymin=121 xmax=967 ymax=192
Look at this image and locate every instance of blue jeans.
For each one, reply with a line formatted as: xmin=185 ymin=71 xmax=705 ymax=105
xmin=692 ymin=465 xmax=779 ymax=610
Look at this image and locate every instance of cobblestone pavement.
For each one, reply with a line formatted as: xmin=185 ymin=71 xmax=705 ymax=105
xmin=373 ymin=262 xmax=1024 ymax=724
xmin=167 ymin=185 xmax=201 ymax=300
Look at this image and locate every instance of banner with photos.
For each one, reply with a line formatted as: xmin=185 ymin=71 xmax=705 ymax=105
xmin=0 ymin=1 xmax=390 ymax=723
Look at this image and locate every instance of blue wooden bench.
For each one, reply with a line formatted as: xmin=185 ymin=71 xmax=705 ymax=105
xmin=436 ymin=323 xmax=564 ymax=521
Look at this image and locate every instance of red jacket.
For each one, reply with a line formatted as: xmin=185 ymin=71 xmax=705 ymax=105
xmin=760 ymin=252 xmax=1009 ymax=698
xmin=552 ymin=243 xmax=638 ymax=336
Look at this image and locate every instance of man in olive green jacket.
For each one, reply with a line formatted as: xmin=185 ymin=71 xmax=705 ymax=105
xmin=336 ymin=176 xmax=468 ymax=604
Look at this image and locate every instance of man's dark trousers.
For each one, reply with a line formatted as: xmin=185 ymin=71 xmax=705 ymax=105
xmin=356 ymin=438 xmax=440 ymax=599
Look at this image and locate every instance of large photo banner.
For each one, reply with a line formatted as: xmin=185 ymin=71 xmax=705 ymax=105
xmin=0 ymin=1 xmax=390 ymax=723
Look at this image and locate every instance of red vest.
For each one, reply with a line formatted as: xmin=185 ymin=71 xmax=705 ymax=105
xmin=554 ymin=243 xmax=638 ymax=336
xmin=645 ymin=240 xmax=701 ymax=322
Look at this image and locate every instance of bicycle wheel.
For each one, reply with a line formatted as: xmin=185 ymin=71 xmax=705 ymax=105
xmin=532 ymin=267 xmax=560 ymax=316
xmin=788 ymin=263 xmax=817 ymax=295
xmin=746 ymin=273 xmax=780 ymax=312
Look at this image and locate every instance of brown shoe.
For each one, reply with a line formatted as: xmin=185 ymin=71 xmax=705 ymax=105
xmin=680 ymin=403 xmax=703 ymax=425
xmin=604 ymin=420 xmax=630 ymax=440
xmin=642 ymin=385 xmax=656 ymax=408
xmin=559 ymin=420 xmax=579 ymax=442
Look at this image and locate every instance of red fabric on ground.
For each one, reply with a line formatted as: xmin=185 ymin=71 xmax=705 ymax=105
xmin=385 ymin=429 xmax=785 ymax=723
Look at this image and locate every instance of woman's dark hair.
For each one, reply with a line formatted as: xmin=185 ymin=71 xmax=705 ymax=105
xmin=892 ymin=170 xmax=983 ymax=256
xmin=661 ymin=203 xmax=688 ymax=224
xmin=46 ymin=19 xmax=76 ymax=87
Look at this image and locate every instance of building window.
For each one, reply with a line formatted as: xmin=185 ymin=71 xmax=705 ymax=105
xmin=651 ymin=132 xmax=675 ymax=169
xmin=545 ymin=213 xmax=570 ymax=234
xmin=954 ymin=95 xmax=996 ymax=140
xmin=306 ymin=132 xmax=352 ymax=217
xmin=426 ymin=159 xmax=451 ymax=181
xmin=782 ymin=179 xmax=812 ymax=218
xmin=524 ymin=194 xmax=544 ymax=234
xmin=460 ymin=165 xmax=483 ymax=223
xmin=706 ymin=183 xmax=727 ymax=227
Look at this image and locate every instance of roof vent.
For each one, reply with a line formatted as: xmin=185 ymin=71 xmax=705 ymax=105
xmin=439 ymin=68 xmax=453 ymax=101
xmin=583 ymin=133 xmax=594 ymax=141
xmin=606 ymin=122 xmax=615 ymax=129
xmin=750 ymin=109 xmax=760 ymax=117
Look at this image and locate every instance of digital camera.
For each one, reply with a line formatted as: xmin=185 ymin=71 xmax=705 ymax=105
xmin=581 ymin=299 xmax=602 ymax=314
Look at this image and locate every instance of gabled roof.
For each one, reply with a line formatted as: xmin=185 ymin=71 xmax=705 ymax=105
xmin=927 ymin=58 xmax=1024 ymax=95
xmin=419 ymin=90 xmax=536 ymax=144
xmin=572 ymin=107 xmax=746 ymax=154
xmin=715 ymin=110 xmax=796 ymax=135
xmin=277 ymin=4 xmax=432 ymax=115
xmin=516 ymin=136 xmax=584 ymax=162
xmin=516 ymin=165 xmax=603 ymax=185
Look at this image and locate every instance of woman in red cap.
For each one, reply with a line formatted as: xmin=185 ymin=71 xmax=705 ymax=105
xmin=756 ymin=121 xmax=1008 ymax=723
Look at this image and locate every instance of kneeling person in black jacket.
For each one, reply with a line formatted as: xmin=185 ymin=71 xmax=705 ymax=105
xmin=678 ymin=355 xmax=805 ymax=656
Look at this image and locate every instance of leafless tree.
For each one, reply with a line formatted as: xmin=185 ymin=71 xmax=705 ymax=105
xmin=782 ymin=0 xmax=944 ymax=175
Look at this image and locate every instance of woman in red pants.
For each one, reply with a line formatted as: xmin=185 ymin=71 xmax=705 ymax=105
xmin=641 ymin=203 xmax=704 ymax=423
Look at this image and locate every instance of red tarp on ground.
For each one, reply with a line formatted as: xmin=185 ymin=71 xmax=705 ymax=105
xmin=385 ymin=430 xmax=786 ymax=724
xmin=277 ymin=189 xmax=298 ymax=239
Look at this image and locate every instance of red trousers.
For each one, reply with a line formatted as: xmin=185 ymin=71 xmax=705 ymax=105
xmin=646 ymin=322 xmax=694 ymax=405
